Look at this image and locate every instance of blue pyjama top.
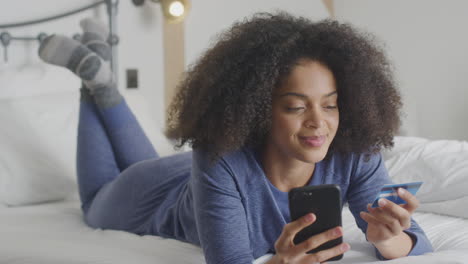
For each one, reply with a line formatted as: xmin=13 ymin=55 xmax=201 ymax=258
xmin=137 ymin=147 xmax=433 ymax=264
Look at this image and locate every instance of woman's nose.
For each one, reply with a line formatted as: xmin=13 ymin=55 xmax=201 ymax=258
xmin=304 ymin=108 xmax=325 ymax=128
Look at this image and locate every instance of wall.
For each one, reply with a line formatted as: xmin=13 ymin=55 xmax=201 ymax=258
xmin=0 ymin=0 xmax=330 ymax=132
xmin=5 ymin=1 xmax=464 ymax=142
xmin=185 ymin=0 xmax=329 ymax=68
xmin=334 ymin=0 xmax=468 ymax=141
xmin=0 ymin=0 xmax=166 ymax=127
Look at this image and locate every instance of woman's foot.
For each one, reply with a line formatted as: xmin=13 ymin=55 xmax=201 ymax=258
xmin=80 ymin=18 xmax=111 ymax=62
xmin=39 ymin=35 xmax=112 ymax=88
xmin=38 ymin=32 xmax=122 ymax=108
xmin=78 ymin=18 xmax=112 ymax=103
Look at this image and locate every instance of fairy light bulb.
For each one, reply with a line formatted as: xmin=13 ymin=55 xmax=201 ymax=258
xmin=168 ymin=1 xmax=184 ymax=17
xmin=149 ymin=0 xmax=190 ymax=23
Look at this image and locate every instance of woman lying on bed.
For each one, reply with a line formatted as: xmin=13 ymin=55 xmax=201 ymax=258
xmin=38 ymin=12 xmax=433 ymax=264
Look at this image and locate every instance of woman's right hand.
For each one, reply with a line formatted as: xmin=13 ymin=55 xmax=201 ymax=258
xmin=267 ymin=213 xmax=350 ymax=264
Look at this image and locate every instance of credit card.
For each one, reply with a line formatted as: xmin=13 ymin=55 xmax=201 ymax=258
xmin=371 ymin=181 xmax=423 ymax=208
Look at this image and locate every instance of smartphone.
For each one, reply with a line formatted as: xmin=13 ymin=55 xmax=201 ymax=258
xmin=288 ymin=184 xmax=343 ymax=261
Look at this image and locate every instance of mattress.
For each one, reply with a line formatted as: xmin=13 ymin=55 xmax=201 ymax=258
xmin=1 ymin=196 xmax=467 ymax=264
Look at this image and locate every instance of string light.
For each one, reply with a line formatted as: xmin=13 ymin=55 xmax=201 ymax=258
xmin=168 ymin=1 xmax=184 ymax=17
xmin=151 ymin=0 xmax=190 ymax=23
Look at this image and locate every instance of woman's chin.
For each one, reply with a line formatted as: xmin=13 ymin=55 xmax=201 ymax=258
xmin=296 ymin=148 xmax=328 ymax=163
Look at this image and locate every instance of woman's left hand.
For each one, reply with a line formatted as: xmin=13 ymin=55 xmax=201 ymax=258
xmin=359 ymin=187 xmax=419 ymax=246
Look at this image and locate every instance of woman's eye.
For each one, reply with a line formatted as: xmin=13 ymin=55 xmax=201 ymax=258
xmin=286 ymin=107 xmax=305 ymax=112
xmin=324 ymin=105 xmax=338 ymax=109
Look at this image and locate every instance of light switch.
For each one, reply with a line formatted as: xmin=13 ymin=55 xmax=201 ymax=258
xmin=126 ymin=69 xmax=138 ymax=89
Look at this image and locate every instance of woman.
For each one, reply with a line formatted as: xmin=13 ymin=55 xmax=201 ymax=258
xmin=39 ymin=13 xmax=433 ymax=264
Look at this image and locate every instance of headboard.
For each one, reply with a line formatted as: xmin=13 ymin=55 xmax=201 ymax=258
xmin=0 ymin=0 xmax=120 ymax=86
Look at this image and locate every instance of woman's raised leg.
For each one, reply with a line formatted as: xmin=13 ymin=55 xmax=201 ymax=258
xmin=76 ymin=95 xmax=119 ymax=214
xmin=38 ymin=19 xmax=162 ymax=232
xmin=73 ymin=20 xmax=126 ymax=214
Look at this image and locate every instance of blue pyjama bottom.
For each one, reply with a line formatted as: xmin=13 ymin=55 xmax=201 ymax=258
xmin=77 ymin=99 xmax=192 ymax=235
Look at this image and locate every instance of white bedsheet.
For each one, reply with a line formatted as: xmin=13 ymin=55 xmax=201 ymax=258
xmin=1 ymin=196 xmax=467 ymax=264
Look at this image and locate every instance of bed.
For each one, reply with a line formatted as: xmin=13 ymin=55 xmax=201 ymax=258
xmin=1 ymin=188 xmax=468 ymax=263
xmin=1 ymin=77 xmax=468 ymax=263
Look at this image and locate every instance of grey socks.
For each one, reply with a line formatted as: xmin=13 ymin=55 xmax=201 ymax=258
xmin=79 ymin=18 xmax=122 ymax=108
xmin=80 ymin=18 xmax=112 ymax=62
xmin=38 ymin=18 xmax=122 ymax=108
xmin=79 ymin=18 xmax=111 ymax=103
xmin=39 ymin=35 xmax=112 ymax=90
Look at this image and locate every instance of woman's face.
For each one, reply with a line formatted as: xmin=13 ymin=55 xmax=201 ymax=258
xmin=267 ymin=59 xmax=339 ymax=164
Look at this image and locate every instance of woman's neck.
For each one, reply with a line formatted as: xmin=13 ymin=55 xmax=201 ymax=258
xmin=260 ymin=144 xmax=315 ymax=192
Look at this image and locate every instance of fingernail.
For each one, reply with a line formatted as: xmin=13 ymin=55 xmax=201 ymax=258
xmin=398 ymin=188 xmax=406 ymax=195
xmin=305 ymin=213 xmax=315 ymax=222
xmin=378 ymin=198 xmax=387 ymax=206
xmin=341 ymin=243 xmax=350 ymax=251
xmin=334 ymin=227 xmax=342 ymax=236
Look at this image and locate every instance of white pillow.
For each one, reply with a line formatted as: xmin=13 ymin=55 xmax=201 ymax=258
xmin=0 ymin=89 xmax=177 ymax=207
xmin=383 ymin=136 xmax=468 ymax=218
xmin=0 ymin=63 xmax=79 ymax=99
xmin=418 ymin=196 xmax=468 ymax=219
xmin=0 ymin=91 xmax=78 ymax=206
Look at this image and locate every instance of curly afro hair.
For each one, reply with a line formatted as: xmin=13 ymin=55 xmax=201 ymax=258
xmin=165 ymin=12 xmax=402 ymax=159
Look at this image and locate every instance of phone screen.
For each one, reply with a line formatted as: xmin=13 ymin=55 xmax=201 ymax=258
xmin=288 ymin=184 xmax=343 ymax=261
